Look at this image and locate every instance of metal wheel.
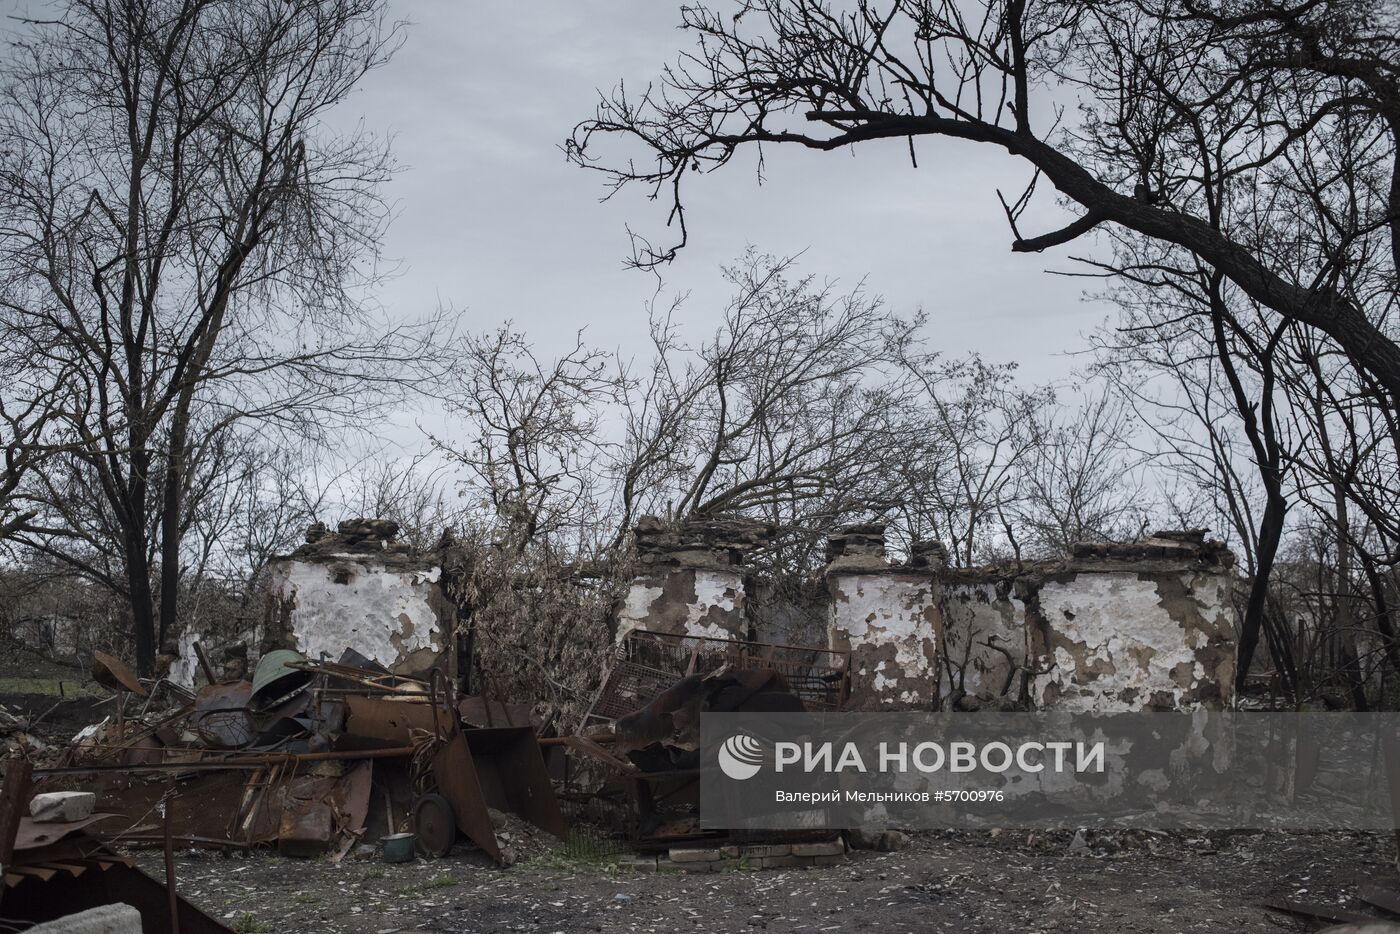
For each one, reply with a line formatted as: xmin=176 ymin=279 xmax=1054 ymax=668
xmin=413 ymin=792 xmax=456 ymax=858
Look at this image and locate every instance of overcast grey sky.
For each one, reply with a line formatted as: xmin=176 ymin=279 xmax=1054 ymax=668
xmin=337 ymin=2 xmax=1114 ymax=383
xmin=0 ymin=0 xmax=1117 ymax=417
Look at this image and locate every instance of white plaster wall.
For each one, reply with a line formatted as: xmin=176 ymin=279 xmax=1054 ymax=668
xmin=940 ymin=582 xmax=1026 ymax=701
xmin=169 ymin=629 xmax=201 ymax=689
xmin=272 ymin=557 xmax=444 ymax=669
xmin=614 ymin=581 xmax=666 ymax=643
xmin=684 ymin=569 xmax=742 ymax=640
xmin=1030 ymin=571 xmax=1227 ymax=712
xmin=829 ymin=573 xmax=939 ymax=707
xmin=613 ymin=567 xmax=745 ymax=642
xmin=169 ymin=624 xmax=262 ymax=689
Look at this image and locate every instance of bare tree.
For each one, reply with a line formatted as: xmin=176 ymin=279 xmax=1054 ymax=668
xmin=0 ymin=0 xmax=440 ymax=672
xmin=896 ymin=354 xmax=1046 ymax=566
xmin=568 ymin=0 xmax=1400 ymax=399
xmin=602 ymin=250 xmax=957 ymax=587
xmin=1009 ymin=383 xmax=1151 ymax=555
xmin=432 ymin=327 xmax=625 ymax=558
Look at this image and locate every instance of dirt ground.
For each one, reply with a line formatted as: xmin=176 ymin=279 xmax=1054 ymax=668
xmin=131 ymin=828 xmax=1396 ymax=934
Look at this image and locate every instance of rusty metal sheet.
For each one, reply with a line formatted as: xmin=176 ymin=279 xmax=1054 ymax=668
xmin=192 ymin=681 xmax=255 ymax=748
xmin=40 ymin=768 xmax=254 ymax=845
xmin=14 ymin=813 xmax=118 ymax=851
xmin=2 ymin=834 xmax=233 ymax=933
xmin=432 ymin=732 xmax=503 ymax=864
xmin=459 ymin=696 xmax=532 ymax=729
xmin=328 ymin=760 xmax=373 ymax=862
xmin=464 ymin=727 xmax=566 ymax=838
xmin=91 ymin=650 xmax=147 ymax=696
xmin=277 ymin=801 xmax=334 ymax=857
xmin=337 ymin=695 xmax=453 ymax=750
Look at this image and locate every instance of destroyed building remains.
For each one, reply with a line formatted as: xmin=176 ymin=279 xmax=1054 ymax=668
xmin=0 ymin=513 xmax=1252 ymax=929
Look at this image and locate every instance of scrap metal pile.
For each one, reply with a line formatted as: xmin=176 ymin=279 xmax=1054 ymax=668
xmin=29 ymin=646 xmax=563 ymax=864
xmin=7 ymin=627 xmax=849 ymax=867
xmin=547 ymin=629 xmax=849 ymax=846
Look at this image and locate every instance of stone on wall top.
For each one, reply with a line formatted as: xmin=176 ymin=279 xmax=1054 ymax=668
xmin=280 ymin=518 xmax=420 ymax=563
xmin=634 ymin=515 xmax=773 ymax=570
xmin=1068 ymin=529 xmax=1235 ymax=571
xmin=824 ymin=523 xmax=945 ymax=576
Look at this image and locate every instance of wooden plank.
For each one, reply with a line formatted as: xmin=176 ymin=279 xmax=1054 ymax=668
xmin=0 ymin=759 xmax=33 ymax=867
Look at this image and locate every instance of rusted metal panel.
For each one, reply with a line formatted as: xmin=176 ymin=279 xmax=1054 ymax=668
xmin=3 ymin=836 xmax=233 ymax=933
xmin=459 ymin=695 xmax=533 ymax=729
xmin=277 ymin=800 xmax=334 ymax=857
xmin=431 ymin=731 xmax=503 ymax=864
xmin=90 ymin=651 xmax=147 ymax=697
xmin=336 ymin=695 xmax=454 ymax=750
xmin=464 ymin=727 xmax=566 ymax=839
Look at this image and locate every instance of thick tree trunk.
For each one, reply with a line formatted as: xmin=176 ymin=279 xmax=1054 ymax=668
xmin=123 ymin=529 xmax=157 ymax=677
xmin=158 ymin=417 xmax=189 ymax=650
xmin=1235 ymin=488 xmax=1290 ymax=695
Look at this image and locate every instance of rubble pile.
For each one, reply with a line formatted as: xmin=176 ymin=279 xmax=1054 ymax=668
xmin=0 ymin=703 xmax=55 ymax=763
xmin=23 ymin=644 xmax=565 ymax=865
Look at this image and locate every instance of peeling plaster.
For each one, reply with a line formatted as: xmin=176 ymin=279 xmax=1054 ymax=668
xmin=270 ymin=556 xmax=445 ymax=672
xmin=169 ymin=629 xmax=201 ymax=689
xmin=614 ymin=567 xmax=747 ymax=642
xmin=941 ymin=581 xmax=1027 ymax=702
xmin=828 ymin=573 xmax=939 ymax=710
xmin=1030 ymin=571 xmax=1233 ymax=712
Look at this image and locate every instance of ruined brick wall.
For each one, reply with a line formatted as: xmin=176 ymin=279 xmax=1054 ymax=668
xmin=940 ymin=574 xmax=1027 ymax=705
xmin=261 ymin=519 xmax=454 ymax=679
xmin=613 ymin=517 xmax=771 ymax=642
xmin=825 ymin=526 xmax=942 ymax=711
xmin=940 ymin=532 xmax=1237 ymax=711
xmin=610 ymin=519 xmax=1237 ymax=714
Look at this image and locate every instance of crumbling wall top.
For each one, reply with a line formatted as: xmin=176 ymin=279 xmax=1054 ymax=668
xmin=633 ymin=515 xmax=773 ymax=571
xmin=942 ymin=530 xmax=1235 ymax=585
xmin=824 ymin=523 xmax=944 ymax=576
xmin=280 ymin=518 xmax=423 ymax=565
xmin=1067 ymin=529 xmax=1235 ymax=571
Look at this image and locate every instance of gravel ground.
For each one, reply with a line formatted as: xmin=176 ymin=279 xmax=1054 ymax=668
xmin=132 ymin=828 xmax=1398 ymax=933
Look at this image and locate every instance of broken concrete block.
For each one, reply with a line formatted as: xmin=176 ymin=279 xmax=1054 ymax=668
xmin=29 ymin=791 xmax=96 ymax=823
xmin=678 ymin=860 xmax=719 ymax=873
xmin=27 ymin=904 xmax=142 ymax=933
xmin=668 ymin=846 xmax=723 ymax=863
xmin=754 ymin=854 xmax=801 ymax=869
xmin=737 ymin=843 xmax=792 ymax=859
xmin=791 ymin=839 xmax=844 ymax=857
